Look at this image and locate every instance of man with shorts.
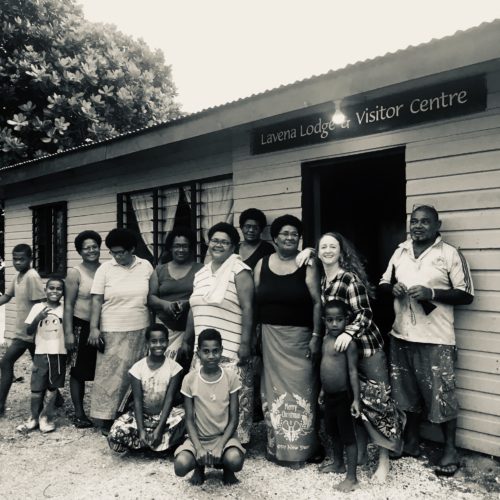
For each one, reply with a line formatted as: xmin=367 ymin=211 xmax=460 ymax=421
xmin=380 ymin=205 xmax=473 ymax=477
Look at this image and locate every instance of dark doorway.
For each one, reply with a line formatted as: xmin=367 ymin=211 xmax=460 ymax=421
xmin=302 ymin=147 xmax=406 ymax=335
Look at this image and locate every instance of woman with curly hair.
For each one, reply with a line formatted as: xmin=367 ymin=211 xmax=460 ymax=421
xmin=300 ymin=233 xmax=404 ymax=483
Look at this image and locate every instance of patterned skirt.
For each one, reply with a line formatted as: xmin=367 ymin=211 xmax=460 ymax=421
xmin=90 ymin=329 xmax=147 ymax=420
xmin=359 ymin=377 xmax=406 ymax=453
xmin=108 ymin=406 xmax=185 ymax=452
xmin=260 ymin=323 xmax=319 ymax=463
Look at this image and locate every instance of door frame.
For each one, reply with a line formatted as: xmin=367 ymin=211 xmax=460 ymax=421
xmin=301 ymin=146 xmax=406 ymax=248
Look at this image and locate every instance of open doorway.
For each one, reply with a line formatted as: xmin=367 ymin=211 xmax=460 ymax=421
xmin=302 ymin=147 xmax=406 ymax=335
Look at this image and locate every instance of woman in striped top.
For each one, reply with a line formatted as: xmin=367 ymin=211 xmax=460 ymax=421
xmin=182 ymin=222 xmax=254 ymax=445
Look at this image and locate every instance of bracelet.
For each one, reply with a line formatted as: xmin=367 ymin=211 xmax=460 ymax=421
xmin=344 ymin=331 xmax=354 ymax=338
xmin=430 ymin=288 xmax=436 ymax=300
xmin=312 ymin=332 xmax=322 ymax=338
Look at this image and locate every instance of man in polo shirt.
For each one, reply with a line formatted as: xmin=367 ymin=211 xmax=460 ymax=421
xmin=380 ymin=205 xmax=473 ymax=477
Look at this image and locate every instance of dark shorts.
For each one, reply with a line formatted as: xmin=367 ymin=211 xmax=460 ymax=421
xmin=389 ymin=336 xmax=459 ymax=423
xmin=323 ymin=390 xmax=356 ymax=446
xmin=31 ymin=354 xmax=67 ymax=392
xmin=70 ymin=317 xmax=97 ymax=381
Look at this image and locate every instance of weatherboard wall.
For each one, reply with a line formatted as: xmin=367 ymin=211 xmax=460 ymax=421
xmin=232 ymin=68 xmax=500 ymax=456
xmin=2 ymin=69 xmax=500 ymax=456
xmin=3 ymin=136 xmax=233 ymax=336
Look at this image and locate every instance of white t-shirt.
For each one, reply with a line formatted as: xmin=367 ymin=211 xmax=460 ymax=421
xmin=380 ymin=236 xmax=474 ymax=345
xmin=91 ymin=256 xmax=153 ymax=332
xmin=128 ymin=357 xmax=182 ymax=415
xmin=25 ymin=303 xmax=66 ymax=354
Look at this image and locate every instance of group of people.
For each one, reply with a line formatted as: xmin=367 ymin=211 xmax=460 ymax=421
xmin=0 ymin=204 xmax=473 ymax=490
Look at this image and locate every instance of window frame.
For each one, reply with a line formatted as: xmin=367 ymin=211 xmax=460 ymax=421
xmin=30 ymin=201 xmax=67 ymax=277
xmin=117 ymin=174 xmax=232 ymax=265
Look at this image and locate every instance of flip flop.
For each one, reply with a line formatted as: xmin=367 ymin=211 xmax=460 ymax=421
xmin=435 ymin=462 xmax=460 ymax=477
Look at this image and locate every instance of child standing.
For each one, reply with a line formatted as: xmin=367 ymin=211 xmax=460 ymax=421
xmin=17 ymin=277 xmax=66 ymax=433
xmin=107 ymin=324 xmax=185 ymax=453
xmin=174 ymin=329 xmax=245 ymax=485
xmin=319 ymin=300 xmax=361 ymax=492
xmin=0 ymin=244 xmax=46 ymax=416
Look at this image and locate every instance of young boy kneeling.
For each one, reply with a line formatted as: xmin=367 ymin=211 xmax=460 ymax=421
xmin=174 ymin=329 xmax=244 ymax=485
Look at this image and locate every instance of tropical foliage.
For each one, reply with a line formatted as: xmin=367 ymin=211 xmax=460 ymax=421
xmin=0 ymin=0 xmax=182 ymax=167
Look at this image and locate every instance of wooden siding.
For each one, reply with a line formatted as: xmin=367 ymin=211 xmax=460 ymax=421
xmin=2 ymin=68 xmax=500 ymax=455
xmin=3 ymin=142 xmax=232 ymax=335
xmin=231 ymin=69 xmax=500 ymax=455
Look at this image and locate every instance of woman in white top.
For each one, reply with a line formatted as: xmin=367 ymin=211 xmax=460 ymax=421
xmin=64 ymin=230 xmax=102 ymax=428
xmin=88 ymin=228 xmax=154 ymax=433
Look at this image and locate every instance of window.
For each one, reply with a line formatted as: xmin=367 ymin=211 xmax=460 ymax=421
xmin=31 ymin=202 xmax=67 ymax=277
xmin=118 ymin=176 xmax=233 ymax=264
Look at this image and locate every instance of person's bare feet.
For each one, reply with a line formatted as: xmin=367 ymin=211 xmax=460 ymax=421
xmin=334 ymin=477 xmax=359 ymax=492
xmin=189 ymin=466 xmax=205 ymax=485
xmin=319 ymin=461 xmax=346 ymax=474
xmin=371 ymin=460 xmax=390 ymax=484
xmin=223 ymin=469 xmax=239 ymax=485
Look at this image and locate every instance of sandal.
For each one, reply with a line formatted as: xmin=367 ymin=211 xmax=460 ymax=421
xmin=435 ymin=462 xmax=460 ymax=477
xmin=73 ymin=416 xmax=93 ymax=429
xmin=16 ymin=417 xmax=39 ymax=432
xmin=39 ymin=416 xmax=56 ymax=433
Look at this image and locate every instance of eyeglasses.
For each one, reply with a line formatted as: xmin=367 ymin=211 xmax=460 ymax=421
xmin=242 ymin=224 xmax=260 ymax=232
xmin=171 ymin=244 xmax=190 ymax=250
xmin=278 ymin=231 xmax=299 ymax=239
xmin=109 ymin=249 xmax=128 ymax=257
xmin=209 ymin=238 xmax=232 ymax=247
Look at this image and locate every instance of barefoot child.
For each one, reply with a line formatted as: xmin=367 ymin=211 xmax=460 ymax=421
xmin=107 ymin=324 xmax=185 ymax=453
xmin=17 ymin=276 xmax=66 ymax=433
xmin=174 ymin=329 xmax=245 ymax=485
xmin=319 ymin=300 xmax=360 ymax=492
xmin=0 ymin=244 xmax=46 ymax=416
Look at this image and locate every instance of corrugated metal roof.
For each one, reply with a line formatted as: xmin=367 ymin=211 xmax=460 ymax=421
xmin=2 ymin=18 xmax=499 ymax=172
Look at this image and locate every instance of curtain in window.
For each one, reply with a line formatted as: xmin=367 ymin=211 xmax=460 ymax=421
xmin=183 ymin=185 xmax=192 ymax=208
xmin=130 ymin=192 xmax=154 ymax=256
xmin=159 ymin=187 xmax=181 ymax=241
xmin=200 ymin=178 xmax=234 ymax=241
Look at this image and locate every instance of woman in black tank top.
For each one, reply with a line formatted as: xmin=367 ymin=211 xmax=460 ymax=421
xmin=254 ymin=215 xmax=322 ymax=467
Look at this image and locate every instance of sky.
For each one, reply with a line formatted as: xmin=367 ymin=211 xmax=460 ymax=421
xmin=79 ymin=0 xmax=500 ymax=113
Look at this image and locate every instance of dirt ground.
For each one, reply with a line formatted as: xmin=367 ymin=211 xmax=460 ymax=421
xmin=0 ymin=348 xmax=498 ymax=500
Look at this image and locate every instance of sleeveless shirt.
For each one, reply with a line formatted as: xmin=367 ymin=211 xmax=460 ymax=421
xmin=256 ymin=255 xmax=313 ymax=327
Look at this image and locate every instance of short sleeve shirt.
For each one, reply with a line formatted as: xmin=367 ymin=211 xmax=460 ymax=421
xmin=6 ymin=268 xmax=46 ymax=342
xmin=25 ymin=303 xmax=66 ymax=354
xmin=129 ymin=357 xmax=182 ymax=415
xmin=380 ymin=236 xmax=474 ymax=345
xmin=181 ymin=368 xmax=241 ymax=439
xmin=91 ymin=257 xmax=153 ymax=332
